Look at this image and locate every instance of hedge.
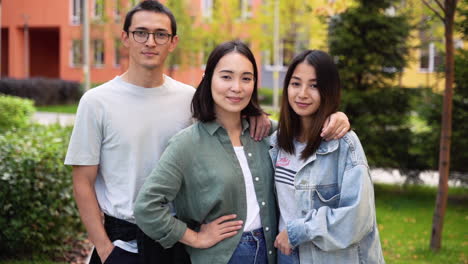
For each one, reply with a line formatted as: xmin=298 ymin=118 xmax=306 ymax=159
xmin=0 ymin=78 xmax=82 ymax=106
xmin=0 ymin=124 xmax=82 ymax=257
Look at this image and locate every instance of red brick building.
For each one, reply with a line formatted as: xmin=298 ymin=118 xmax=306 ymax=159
xmin=1 ymin=0 xmax=266 ymax=86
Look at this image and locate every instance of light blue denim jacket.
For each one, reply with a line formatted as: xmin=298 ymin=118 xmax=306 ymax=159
xmin=269 ymin=130 xmax=385 ymax=264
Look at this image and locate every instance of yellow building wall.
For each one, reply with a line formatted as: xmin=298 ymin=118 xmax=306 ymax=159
xmin=397 ymin=32 xmax=445 ymax=91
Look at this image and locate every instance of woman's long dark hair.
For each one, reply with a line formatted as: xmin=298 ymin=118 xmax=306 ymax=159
xmin=191 ymin=40 xmax=262 ymax=122
xmin=277 ymin=50 xmax=341 ymax=159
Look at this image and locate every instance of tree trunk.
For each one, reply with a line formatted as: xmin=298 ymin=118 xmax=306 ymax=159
xmin=430 ymin=0 xmax=457 ymax=251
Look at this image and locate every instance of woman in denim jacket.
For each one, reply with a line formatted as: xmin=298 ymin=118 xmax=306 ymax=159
xmin=271 ymin=50 xmax=385 ymax=264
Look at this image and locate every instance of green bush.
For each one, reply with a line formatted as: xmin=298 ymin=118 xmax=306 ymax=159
xmin=0 ymin=124 xmax=82 ymax=257
xmin=416 ymin=89 xmax=468 ymax=174
xmin=341 ymin=87 xmax=415 ymax=169
xmin=258 ymin=88 xmax=274 ymax=105
xmin=0 ymin=95 xmax=35 ymax=132
xmin=258 ymin=88 xmax=283 ymax=106
xmin=0 ymin=78 xmax=82 ymax=106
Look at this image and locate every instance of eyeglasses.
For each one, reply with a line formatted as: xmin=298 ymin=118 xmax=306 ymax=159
xmin=130 ymin=30 xmax=173 ymax=45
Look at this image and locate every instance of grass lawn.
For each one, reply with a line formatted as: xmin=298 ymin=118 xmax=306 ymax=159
xmin=35 ymin=104 xmax=78 ymax=114
xmin=1 ymin=184 xmax=466 ymax=264
xmin=375 ymin=184 xmax=468 ymax=264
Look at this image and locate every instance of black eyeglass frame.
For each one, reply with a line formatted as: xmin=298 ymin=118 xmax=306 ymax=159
xmin=129 ymin=30 xmax=174 ymax=45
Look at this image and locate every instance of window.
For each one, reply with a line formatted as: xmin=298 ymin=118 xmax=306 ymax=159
xmin=71 ymin=0 xmax=83 ymax=24
xmin=419 ymin=42 xmax=443 ymax=73
xmin=202 ymin=0 xmax=215 ymax=18
xmin=71 ymin=40 xmax=83 ymax=67
xmin=93 ymin=0 xmax=105 ymax=20
xmin=114 ymin=38 xmax=121 ymax=67
xmin=93 ymin=39 xmax=105 ymax=67
xmin=239 ymin=0 xmax=253 ymax=19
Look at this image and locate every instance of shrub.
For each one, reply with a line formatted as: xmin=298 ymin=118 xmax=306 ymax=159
xmin=340 ymin=87 xmax=415 ymax=169
xmin=0 ymin=95 xmax=35 ymax=132
xmin=0 ymin=124 xmax=82 ymax=257
xmin=0 ymin=78 xmax=82 ymax=106
xmin=258 ymin=87 xmax=282 ymax=106
xmin=416 ymin=89 xmax=468 ymax=175
xmin=258 ymin=88 xmax=273 ymax=105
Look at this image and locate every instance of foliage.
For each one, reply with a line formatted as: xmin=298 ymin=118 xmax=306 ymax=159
xmin=0 ymin=261 xmax=66 ymax=264
xmin=457 ymin=2 xmax=468 ymax=40
xmin=416 ymin=90 xmax=468 ymax=175
xmin=375 ymin=184 xmax=468 ymax=263
xmin=255 ymin=0 xmax=356 ymax=65
xmin=0 ymin=78 xmax=82 ymax=106
xmin=165 ymin=0 xmax=204 ymax=73
xmin=341 ymin=87 xmax=415 ymax=169
xmin=455 ymin=49 xmax=468 ymax=97
xmin=0 ymin=95 xmax=35 ymax=132
xmin=197 ymin=0 xmax=252 ymax=52
xmin=258 ymin=88 xmax=275 ymax=105
xmin=0 ymin=124 xmax=82 ymax=257
xmin=329 ymin=0 xmax=412 ymax=90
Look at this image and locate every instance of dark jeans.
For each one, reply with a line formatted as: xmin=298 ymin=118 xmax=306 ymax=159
xmin=227 ymin=228 xmax=268 ymax=264
xmin=277 ymin=248 xmax=300 ymax=264
xmin=89 ymin=214 xmax=191 ymax=264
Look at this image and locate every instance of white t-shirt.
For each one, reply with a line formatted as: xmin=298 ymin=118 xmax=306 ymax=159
xmin=65 ymin=75 xmax=194 ymax=251
xmin=233 ymin=146 xmax=262 ymax=231
xmin=275 ymin=140 xmax=306 ymax=232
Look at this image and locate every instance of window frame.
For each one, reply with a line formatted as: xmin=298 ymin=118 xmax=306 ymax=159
xmin=93 ymin=39 xmax=105 ymax=67
xmin=70 ymin=39 xmax=83 ymax=67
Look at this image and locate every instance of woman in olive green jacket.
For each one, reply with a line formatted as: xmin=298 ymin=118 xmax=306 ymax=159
xmin=134 ymin=40 xmax=277 ymax=264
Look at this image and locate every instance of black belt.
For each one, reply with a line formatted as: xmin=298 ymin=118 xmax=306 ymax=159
xmin=93 ymin=214 xmax=191 ymax=264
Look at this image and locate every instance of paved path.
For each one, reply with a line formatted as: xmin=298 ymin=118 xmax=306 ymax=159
xmin=33 ymin=111 xmax=464 ymax=187
xmin=33 ymin=111 xmax=75 ymax=126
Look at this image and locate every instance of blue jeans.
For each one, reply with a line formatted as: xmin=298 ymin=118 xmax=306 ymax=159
xmin=228 ymin=228 xmax=268 ymax=264
xmin=277 ymin=248 xmax=300 ymax=264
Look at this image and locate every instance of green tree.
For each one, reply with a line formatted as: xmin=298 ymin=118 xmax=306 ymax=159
xmin=329 ymin=0 xmax=412 ymax=90
xmin=456 ymin=2 xmax=468 ymax=39
xmin=418 ymin=0 xmax=460 ymax=251
xmin=165 ymin=0 xmax=203 ymax=76
xmin=254 ymin=0 xmax=324 ymax=65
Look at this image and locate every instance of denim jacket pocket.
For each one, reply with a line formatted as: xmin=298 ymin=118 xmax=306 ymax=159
xmin=311 ymin=243 xmax=360 ymax=263
xmin=313 ymin=184 xmax=340 ymax=209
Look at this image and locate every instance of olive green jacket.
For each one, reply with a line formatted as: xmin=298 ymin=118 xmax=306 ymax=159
xmin=134 ymin=119 xmax=277 ymax=264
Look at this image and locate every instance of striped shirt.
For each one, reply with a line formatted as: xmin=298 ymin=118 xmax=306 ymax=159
xmin=275 ymin=140 xmax=306 ymax=231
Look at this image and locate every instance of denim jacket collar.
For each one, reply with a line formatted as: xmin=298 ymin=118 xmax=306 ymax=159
xmin=316 ymin=138 xmax=339 ymax=155
xmin=269 ymin=131 xmax=339 ymax=160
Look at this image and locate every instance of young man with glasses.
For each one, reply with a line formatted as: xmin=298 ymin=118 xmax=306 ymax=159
xmin=65 ymin=1 xmax=198 ymax=263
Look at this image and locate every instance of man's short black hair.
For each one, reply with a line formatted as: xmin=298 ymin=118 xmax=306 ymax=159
xmin=123 ymin=0 xmax=177 ymax=36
